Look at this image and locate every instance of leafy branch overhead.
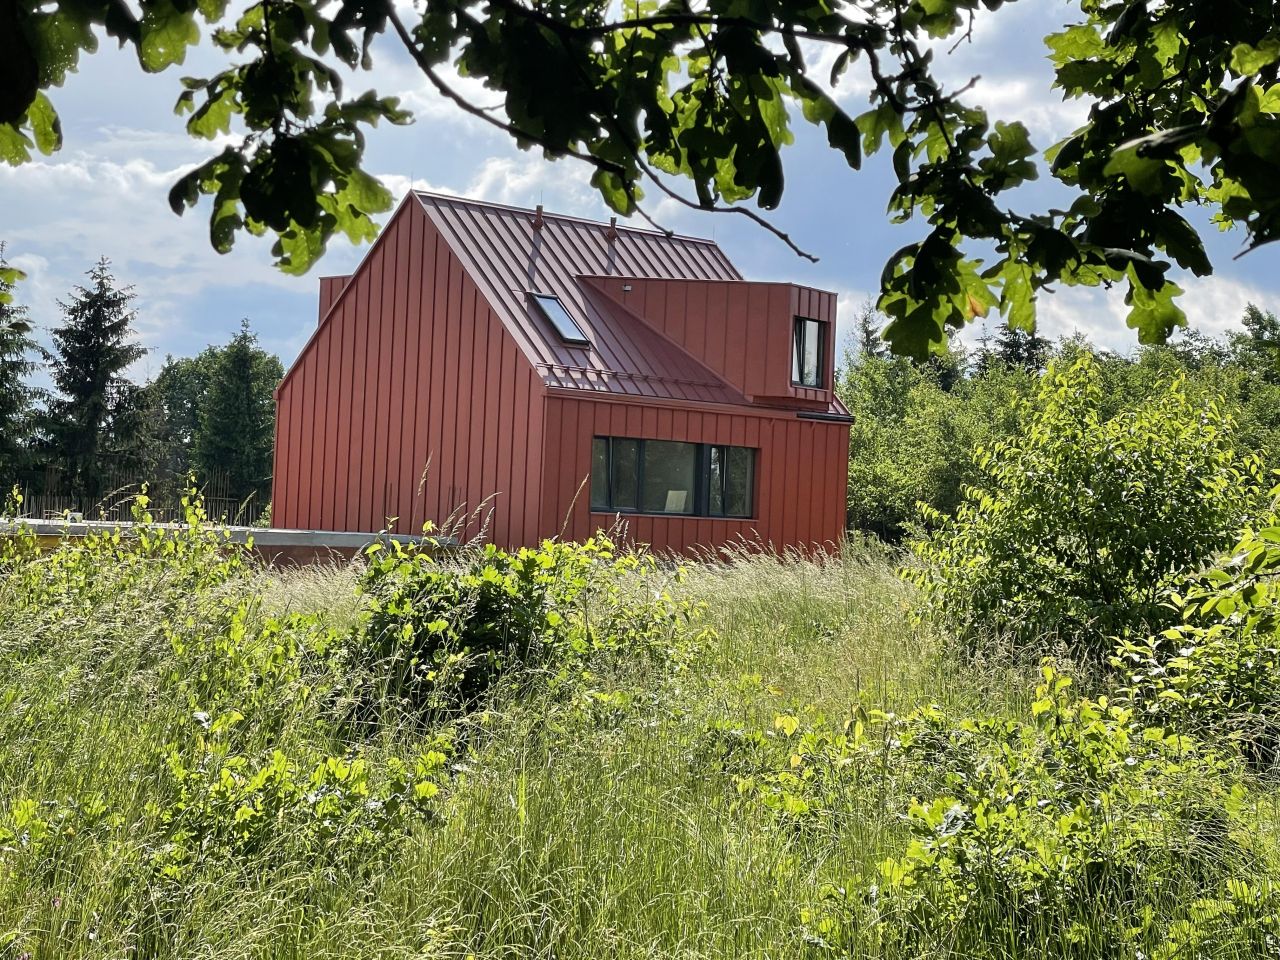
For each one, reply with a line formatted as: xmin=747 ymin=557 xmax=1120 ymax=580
xmin=4 ymin=0 xmax=1280 ymax=354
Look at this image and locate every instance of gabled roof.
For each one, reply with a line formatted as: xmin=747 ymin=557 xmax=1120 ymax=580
xmin=415 ymin=191 xmax=745 ymax=404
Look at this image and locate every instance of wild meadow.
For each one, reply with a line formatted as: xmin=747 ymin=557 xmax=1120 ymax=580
xmin=4 ymin=354 xmax=1280 ymax=958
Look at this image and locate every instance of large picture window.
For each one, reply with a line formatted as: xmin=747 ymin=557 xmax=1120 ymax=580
xmin=590 ymin=437 xmax=756 ymax=518
xmin=792 ymin=316 xmax=826 ymax=388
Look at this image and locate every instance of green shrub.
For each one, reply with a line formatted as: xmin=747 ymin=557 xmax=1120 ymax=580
xmin=806 ymin=668 xmax=1266 ymax=959
xmin=839 ymin=354 xmax=1029 ymax=541
xmin=905 ymin=355 xmax=1263 ymax=658
xmin=1117 ymin=507 xmax=1280 ymax=770
xmin=155 ymin=740 xmax=449 ymax=880
xmin=351 ymin=536 xmax=701 ymax=717
xmin=1 ymin=485 xmax=246 ymax=618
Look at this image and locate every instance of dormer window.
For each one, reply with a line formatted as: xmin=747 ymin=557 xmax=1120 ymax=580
xmin=531 ymin=293 xmax=589 ymax=345
xmin=792 ymin=316 xmax=826 ymax=388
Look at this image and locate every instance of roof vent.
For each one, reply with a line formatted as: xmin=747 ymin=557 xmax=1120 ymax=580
xmin=605 ymin=216 xmax=618 ymax=243
xmin=533 ymin=204 xmax=544 ymax=231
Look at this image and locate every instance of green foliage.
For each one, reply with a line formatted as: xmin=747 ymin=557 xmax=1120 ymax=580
xmin=810 ymin=668 xmax=1269 ymax=959
xmin=2 ymin=522 xmax=1279 ymax=958
xmin=353 ymin=536 xmax=700 ymax=717
xmin=1231 ymin=304 xmax=1280 ymax=384
xmin=1116 ymin=509 xmax=1280 ymax=770
xmin=156 ymin=741 xmax=448 ymax=879
xmin=43 ymin=258 xmax=148 ymax=509
xmin=842 ymin=314 xmax=1280 ymax=545
xmin=5 ymin=0 xmax=1280 ymax=346
xmin=147 ymin=347 xmax=220 ymax=485
xmin=700 ymin=647 xmax=1280 ymax=958
xmin=1 ymin=486 xmax=246 ymax=620
xmin=905 ymin=354 xmax=1264 ymax=658
xmin=838 ymin=350 xmax=1028 ymax=541
xmin=702 ymin=699 xmax=912 ymax=833
xmin=0 ymin=244 xmax=42 ymax=487
xmin=192 ymin=319 xmax=283 ymax=505
xmin=990 ymin=320 xmax=1051 ymax=373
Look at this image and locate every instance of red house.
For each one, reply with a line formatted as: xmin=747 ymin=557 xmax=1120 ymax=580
xmin=271 ymin=192 xmax=850 ymax=553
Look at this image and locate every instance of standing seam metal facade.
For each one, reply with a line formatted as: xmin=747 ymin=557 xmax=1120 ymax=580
xmin=272 ymin=193 xmax=850 ymax=553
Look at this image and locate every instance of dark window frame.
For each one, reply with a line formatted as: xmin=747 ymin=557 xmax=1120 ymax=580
xmin=531 ymin=292 xmax=590 ymax=345
xmin=591 ymin=436 xmax=756 ymax=519
xmin=792 ymin=316 xmax=827 ymax=388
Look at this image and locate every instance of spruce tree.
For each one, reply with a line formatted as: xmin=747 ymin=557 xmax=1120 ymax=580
xmin=973 ymin=323 xmax=996 ymax=376
xmin=994 ymin=321 xmax=1051 ymax=372
xmin=0 ymin=244 xmax=42 ymax=488
xmin=193 ymin=320 xmax=283 ymax=507
xmin=853 ymin=301 xmax=888 ymax=361
xmin=46 ymin=258 xmax=147 ymax=510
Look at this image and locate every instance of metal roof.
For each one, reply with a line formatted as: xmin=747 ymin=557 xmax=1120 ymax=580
xmin=414 ymin=191 xmax=745 ymax=403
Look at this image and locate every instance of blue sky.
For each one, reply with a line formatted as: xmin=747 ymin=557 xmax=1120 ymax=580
xmin=2 ymin=0 xmax=1278 ymax=381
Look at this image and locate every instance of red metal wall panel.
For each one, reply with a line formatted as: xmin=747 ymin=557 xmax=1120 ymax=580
xmin=276 ymin=195 xmax=848 ymax=554
xmin=539 ymin=395 xmax=848 ymax=555
xmin=585 ymin=277 xmax=837 ymax=406
xmin=317 ymin=275 xmax=351 ymax=323
xmin=273 ymin=201 xmax=546 ymax=545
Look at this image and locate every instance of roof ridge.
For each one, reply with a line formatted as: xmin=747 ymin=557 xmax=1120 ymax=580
xmin=413 ymin=190 xmax=723 ymax=247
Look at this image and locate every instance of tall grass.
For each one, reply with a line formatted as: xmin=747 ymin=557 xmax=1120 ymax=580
xmin=0 ymin=534 xmax=1272 ymax=958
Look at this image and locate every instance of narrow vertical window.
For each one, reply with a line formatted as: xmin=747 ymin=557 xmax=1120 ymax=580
xmin=708 ymin=444 xmax=754 ymax=518
xmin=610 ymin=438 xmax=640 ymax=511
xmin=590 ymin=438 xmax=610 ymax=510
xmin=708 ymin=445 xmax=726 ymax=517
xmin=724 ymin=445 xmax=754 ymax=517
xmin=792 ymin=317 xmax=825 ymax=387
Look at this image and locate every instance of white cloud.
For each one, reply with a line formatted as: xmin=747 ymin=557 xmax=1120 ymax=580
xmin=380 ymin=153 xmax=610 ymax=222
xmin=1176 ymin=273 xmax=1273 ymax=339
xmin=0 ymin=153 xmax=314 ymax=373
xmin=1025 ymin=271 xmax=1277 ymax=354
xmin=963 ymin=76 xmax=1089 ymax=143
xmin=463 ymin=155 xmax=601 ymax=211
xmin=834 ymin=286 xmax=876 ymax=354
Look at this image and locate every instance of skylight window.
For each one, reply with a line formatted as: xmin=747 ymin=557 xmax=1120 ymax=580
xmin=531 ymin=293 xmax=589 ymax=345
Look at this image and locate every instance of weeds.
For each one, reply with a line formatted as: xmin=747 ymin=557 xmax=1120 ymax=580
xmin=0 ymin=509 xmax=1276 ymax=959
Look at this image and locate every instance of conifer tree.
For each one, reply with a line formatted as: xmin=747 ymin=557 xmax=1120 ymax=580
xmin=45 ymin=258 xmax=147 ymax=510
xmin=0 ymin=243 xmax=42 ymax=488
xmin=994 ymin=321 xmax=1051 ymax=373
xmin=193 ymin=320 xmax=283 ymax=507
xmin=853 ymin=301 xmax=888 ymax=361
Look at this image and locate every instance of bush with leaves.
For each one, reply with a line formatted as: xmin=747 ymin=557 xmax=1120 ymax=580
xmin=1 ymin=485 xmax=246 ymax=614
xmin=838 ymin=352 xmax=1030 ymax=541
xmin=905 ymin=355 xmax=1264 ymax=658
xmin=804 ymin=668 xmax=1271 ymax=960
xmin=155 ymin=739 xmax=449 ymax=881
xmin=1116 ymin=505 xmax=1280 ymax=771
xmin=701 ymin=705 xmax=907 ymax=833
xmin=351 ymin=536 xmax=702 ymax=717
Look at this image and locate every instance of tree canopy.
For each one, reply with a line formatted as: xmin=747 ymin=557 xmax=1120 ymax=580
xmin=44 ymin=259 xmax=149 ymax=508
xmin=0 ymin=245 xmax=43 ymax=485
xmin=4 ymin=0 xmax=1280 ymax=354
xmin=192 ymin=320 xmax=284 ymax=505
